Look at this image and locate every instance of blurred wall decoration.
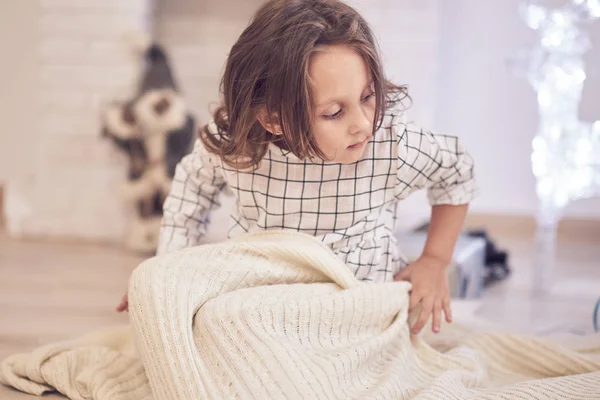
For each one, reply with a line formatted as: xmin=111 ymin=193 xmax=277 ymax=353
xmin=1 ymin=1 xmax=155 ymax=242
xmin=517 ymin=0 xmax=600 ymax=292
xmin=101 ymin=39 xmax=195 ymax=254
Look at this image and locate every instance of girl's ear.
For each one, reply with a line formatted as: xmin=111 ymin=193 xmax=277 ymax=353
xmin=256 ymin=107 xmax=283 ymax=135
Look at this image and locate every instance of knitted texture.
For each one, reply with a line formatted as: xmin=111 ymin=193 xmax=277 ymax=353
xmin=2 ymin=230 xmax=600 ymax=399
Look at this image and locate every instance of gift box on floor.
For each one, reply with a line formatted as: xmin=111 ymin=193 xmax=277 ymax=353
xmin=396 ymin=232 xmax=486 ymax=299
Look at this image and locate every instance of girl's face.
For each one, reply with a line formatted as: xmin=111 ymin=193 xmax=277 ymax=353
xmin=309 ymin=45 xmax=376 ymax=164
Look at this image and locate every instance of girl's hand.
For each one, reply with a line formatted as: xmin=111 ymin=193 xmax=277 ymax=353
xmin=116 ymin=293 xmax=129 ymax=313
xmin=394 ymin=255 xmax=452 ymax=334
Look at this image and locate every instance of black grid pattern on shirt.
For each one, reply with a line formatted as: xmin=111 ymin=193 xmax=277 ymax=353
xmin=158 ymin=109 xmax=477 ymax=282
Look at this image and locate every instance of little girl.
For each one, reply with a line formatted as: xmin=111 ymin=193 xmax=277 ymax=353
xmin=118 ymin=0 xmax=478 ymax=335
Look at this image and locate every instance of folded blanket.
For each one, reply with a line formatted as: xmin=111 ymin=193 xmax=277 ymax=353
xmin=1 ymin=230 xmax=599 ymax=399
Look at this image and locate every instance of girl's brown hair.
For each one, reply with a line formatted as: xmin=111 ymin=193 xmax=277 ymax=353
xmin=199 ymin=0 xmax=408 ymax=169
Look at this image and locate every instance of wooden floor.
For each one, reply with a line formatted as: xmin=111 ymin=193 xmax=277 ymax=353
xmin=1 ymin=222 xmax=599 ymax=399
xmin=0 ymin=234 xmax=143 ymax=399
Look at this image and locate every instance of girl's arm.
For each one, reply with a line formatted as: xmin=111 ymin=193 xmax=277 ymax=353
xmin=394 ymin=204 xmax=468 ymax=335
xmin=393 ymin=120 xmax=478 ymax=206
xmin=393 ymin=117 xmax=478 ymax=334
xmin=119 ymin=138 xmax=226 ymax=312
xmin=157 ymin=138 xmax=227 ymax=255
xmin=422 ymin=204 xmax=469 ymax=265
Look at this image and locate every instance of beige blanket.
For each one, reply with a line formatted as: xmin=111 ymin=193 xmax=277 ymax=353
xmin=1 ymin=231 xmax=600 ymax=399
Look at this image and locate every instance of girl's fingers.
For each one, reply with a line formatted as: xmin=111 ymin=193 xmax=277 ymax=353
xmin=116 ymin=294 xmax=128 ymax=312
xmin=442 ymin=298 xmax=453 ymax=323
xmin=409 ymin=291 xmax=423 ymax=313
xmin=412 ymin=297 xmax=434 ymax=334
xmin=432 ymin=301 xmax=442 ymax=333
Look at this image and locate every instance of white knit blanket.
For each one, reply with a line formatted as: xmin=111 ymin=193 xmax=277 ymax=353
xmin=2 ymin=231 xmax=600 ymax=399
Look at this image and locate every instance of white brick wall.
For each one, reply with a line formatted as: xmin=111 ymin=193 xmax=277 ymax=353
xmin=152 ymin=0 xmax=265 ymax=123
xmin=153 ymin=0 xmax=440 ymax=128
xmin=3 ymin=0 xmax=596 ymax=243
xmin=3 ymin=0 xmax=440 ymax=242
xmin=4 ymin=0 xmax=153 ymax=240
xmin=153 ymin=0 xmax=440 ymax=239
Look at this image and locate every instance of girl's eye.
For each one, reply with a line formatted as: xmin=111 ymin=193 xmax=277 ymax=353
xmin=361 ymin=91 xmax=375 ymax=102
xmin=324 ymin=109 xmax=342 ymax=120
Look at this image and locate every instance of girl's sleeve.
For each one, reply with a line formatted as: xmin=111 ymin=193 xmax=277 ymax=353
xmin=394 ymin=119 xmax=479 ymax=206
xmin=157 ymin=137 xmax=227 ymax=255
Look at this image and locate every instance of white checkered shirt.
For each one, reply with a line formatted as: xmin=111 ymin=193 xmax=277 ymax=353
xmin=157 ymin=108 xmax=478 ymax=283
